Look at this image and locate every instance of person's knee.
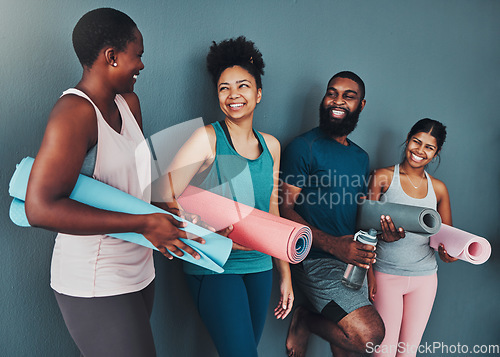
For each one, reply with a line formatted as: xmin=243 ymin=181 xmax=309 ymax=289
xmin=359 ymin=317 xmax=385 ymax=347
xmin=340 ymin=306 xmax=385 ymax=353
xmin=350 ymin=323 xmax=384 ymax=353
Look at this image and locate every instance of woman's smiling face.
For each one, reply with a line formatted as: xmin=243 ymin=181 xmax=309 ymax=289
xmin=217 ymin=65 xmax=262 ymax=121
xmin=405 ymin=131 xmax=439 ymax=167
xmin=112 ymin=27 xmax=144 ymax=93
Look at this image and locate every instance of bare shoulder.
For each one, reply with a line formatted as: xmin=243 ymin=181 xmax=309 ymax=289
xmin=184 ymin=124 xmax=217 ymax=156
xmin=259 ymin=131 xmax=281 ymax=155
xmin=48 ymin=94 xmax=97 ymax=141
xmin=194 ymin=124 xmax=216 ymax=142
xmin=52 ymin=93 xmax=96 ymax=120
xmin=367 ymin=166 xmax=395 ymax=199
xmin=372 ymin=165 xmax=395 ymax=185
xmin=34 ymin=94 xmax=98 ymax=176
xmin=428 ymin=173 xmax=449 ymax=197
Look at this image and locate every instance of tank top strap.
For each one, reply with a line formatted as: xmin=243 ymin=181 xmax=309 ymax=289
xmin=212 ymin=121 xmax=231 ymax=156
xmin=218 ymin=120 xmax=264 ymax=153
xmin=61 ymin=89 xmax=141 ymax=140
xmin=384 ymin=163 xmax=437 ymax=208
xmin=397 ymin=163 xmax=435 ymax=201
xmin=60 ymin=88 xmax=108 ymax=129
xmin=389 ymin=164 xmax=401 ymax=190
xmin=212 ymin=121 xmax=271 ymax=162
xmin=61 ymin=88 xmax=99 ymax=110
xmin=423 ymin=169 xmax=435 ymax=200
xmin=254 ymin=129 xmax=271 ymax=159
xmin=114 ymin=94 xmax=140 ymax=134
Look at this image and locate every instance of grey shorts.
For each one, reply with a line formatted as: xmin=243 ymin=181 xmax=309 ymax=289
xmin=291 ymin=257 xmax=371 ymax=323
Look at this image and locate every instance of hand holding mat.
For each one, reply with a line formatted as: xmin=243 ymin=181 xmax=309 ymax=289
xmin=430 ymin=224 xmax=491 ymax=265
xmin=177 ymin=185 xmax=312 ymax=264
xmin=9 ymin=157 xmax=232 ymax=273
xmin=357 ymin=199 xmax=442 ymax=234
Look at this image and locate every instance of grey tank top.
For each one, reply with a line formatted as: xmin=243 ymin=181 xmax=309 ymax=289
xmin=373 ymin=164 xmax=438 ymax=276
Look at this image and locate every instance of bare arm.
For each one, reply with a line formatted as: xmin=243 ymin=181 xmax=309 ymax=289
xmin=279 ymin=182 xmax=375 ymax=269
xmin=263 ymin=134 xmax=293 ymax=319
xmin=152 ymin=125 xmax=236 ymax=239
xmin=433 ymin=176 xmax=456 ymax=262
xmin=434 ymin=177 xmax=452 ymax=226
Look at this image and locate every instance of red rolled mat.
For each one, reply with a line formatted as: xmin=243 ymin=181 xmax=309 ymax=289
xmin=177 ymin=185 xmax=312 ymax=264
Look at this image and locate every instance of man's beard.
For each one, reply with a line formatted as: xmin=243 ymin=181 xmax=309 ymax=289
xmin=319 ymin=100 xmax=362 ymax=138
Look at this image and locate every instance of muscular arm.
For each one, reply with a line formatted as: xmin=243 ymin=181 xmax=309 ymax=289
xmin=26 ymin=95 xmax=123 ymax=233
xmin=279 ymin=182 xmax=375 ymax=269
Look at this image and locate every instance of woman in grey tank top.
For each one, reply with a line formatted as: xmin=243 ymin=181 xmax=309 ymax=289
xmin=366 ymin=119 xmax=456 ymax=356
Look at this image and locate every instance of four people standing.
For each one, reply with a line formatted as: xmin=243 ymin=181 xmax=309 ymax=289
xmin=22 ymin=7 xmax=458 ymax=357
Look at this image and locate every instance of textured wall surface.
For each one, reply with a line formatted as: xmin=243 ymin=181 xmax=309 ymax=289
xmin=1 ymin=0 xmax=499 ymax=355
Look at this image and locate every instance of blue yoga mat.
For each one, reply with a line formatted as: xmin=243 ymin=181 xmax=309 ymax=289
xmin=9 ymin=157 xmax=232 ymax=273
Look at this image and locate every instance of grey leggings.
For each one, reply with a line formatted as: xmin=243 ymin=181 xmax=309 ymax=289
xmin=54 ymin=281 xmax=156 ymax=357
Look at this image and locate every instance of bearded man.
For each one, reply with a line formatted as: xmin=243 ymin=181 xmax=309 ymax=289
xmin=281 ymin=72 xmax=397 ymax=357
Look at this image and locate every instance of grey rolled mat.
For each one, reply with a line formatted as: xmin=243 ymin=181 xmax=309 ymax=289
xmin=356 ymin=200 xmax=441 ymax=234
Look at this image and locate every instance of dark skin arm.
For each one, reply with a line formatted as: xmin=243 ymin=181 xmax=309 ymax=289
xmin=279 ymin=182 xmax=375 ymax=269
xmin=25 ymin=93 xmax=203 ymax=260
xmin=366 ymin=167 xmax=406 ymax=242
xmin=432 ymin=176 xmax=457 ymax=263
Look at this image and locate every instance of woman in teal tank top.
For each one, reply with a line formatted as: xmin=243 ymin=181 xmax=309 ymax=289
xmin=163 ymin=37 xmax=293 ymax=357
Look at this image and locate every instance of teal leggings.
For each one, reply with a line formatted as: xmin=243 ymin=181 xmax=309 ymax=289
xmin=185 ymin=270 xmax=273 ymax=357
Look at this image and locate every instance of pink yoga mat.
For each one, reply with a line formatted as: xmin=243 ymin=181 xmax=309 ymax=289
xmin=177 ymin=185 xmax=312 ymax=264
xmin=430 ymin=224 xmax=491 ymax=265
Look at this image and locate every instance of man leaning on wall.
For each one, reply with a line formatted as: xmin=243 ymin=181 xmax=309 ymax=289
xmin=280 ymin=71 xmax=404 ymax=357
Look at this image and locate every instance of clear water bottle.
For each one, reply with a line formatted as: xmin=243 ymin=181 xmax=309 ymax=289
xmin=341 ymin=228 xmax=378 ymax=290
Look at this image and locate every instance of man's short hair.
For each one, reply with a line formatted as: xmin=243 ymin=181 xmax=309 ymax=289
xmin=328 ymin=71 xmax=365 ymax=100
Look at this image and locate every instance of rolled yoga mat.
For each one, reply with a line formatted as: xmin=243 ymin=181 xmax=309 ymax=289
xmin=430 ymin=224 xmax=491 ymax=265
xmin=356 ymin=200 xmax=442 ymax=234
xmin=9 ymin=157 xmax=232 ymax=273
xmin=177 ymin=185 xmax=312 ymax=264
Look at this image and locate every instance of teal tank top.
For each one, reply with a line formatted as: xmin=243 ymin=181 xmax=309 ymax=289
xmin=183 ymin=121 xmax=274 ymax=275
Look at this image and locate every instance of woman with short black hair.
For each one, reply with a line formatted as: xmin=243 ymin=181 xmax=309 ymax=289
xmin=25 ymin=8 xmax=202 ymax=356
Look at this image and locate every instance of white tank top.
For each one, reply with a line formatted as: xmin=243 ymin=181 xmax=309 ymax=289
xmin=50 ymin=88 xmax=155 ymax=297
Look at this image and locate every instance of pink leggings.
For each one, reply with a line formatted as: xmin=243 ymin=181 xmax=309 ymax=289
xmin=372 ymin=271 xmax=437 ymax=357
